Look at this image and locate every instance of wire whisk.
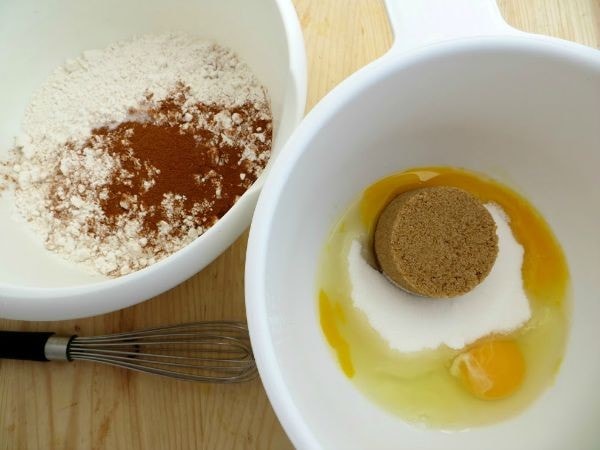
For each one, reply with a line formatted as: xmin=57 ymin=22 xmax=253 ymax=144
xmin=0 ymin=322 xmax=256 ymax=383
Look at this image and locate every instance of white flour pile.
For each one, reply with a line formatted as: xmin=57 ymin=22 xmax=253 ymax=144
xmin=17 ymin=33 xmax=266 ymax=159
xmin=0 ymin=33 xmax=272 ymax=277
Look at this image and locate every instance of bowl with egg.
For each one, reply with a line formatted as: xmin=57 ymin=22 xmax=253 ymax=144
xmin=0 ymin=0 xmax=306 ymax=319
xmin=245 ymin=0 xmax=600 ymax=448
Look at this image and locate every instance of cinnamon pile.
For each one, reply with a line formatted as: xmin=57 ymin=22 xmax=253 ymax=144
xmin=43 ymin=84 xmax=272 ymax=276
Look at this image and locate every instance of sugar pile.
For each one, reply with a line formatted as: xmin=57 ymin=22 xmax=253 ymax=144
xmin=348 ymin=203 xmax=531 ymax=353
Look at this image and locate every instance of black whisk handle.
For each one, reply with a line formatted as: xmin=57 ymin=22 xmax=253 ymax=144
xmin=0 ymin=331 xmax=55 ymax=361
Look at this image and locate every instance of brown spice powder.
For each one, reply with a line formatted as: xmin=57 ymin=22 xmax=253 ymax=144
xmin=94 ymin=105 xmax=264 ymax=235
xmin=44 ymin=85 xmax=272 ymax=275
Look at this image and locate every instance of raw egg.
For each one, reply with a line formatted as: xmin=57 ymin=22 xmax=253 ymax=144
xmin=317 ymin=166 xmax=570 ymax=428
xmin=451 ymin=340 xmax=526 ymax=400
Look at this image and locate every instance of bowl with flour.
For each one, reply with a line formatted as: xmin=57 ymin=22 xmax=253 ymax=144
xmin=0 ymin=0 xmax=306 ymax=320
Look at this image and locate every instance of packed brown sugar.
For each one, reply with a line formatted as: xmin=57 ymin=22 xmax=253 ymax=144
xmin=374 ymin=186 xmax=499 ymax=297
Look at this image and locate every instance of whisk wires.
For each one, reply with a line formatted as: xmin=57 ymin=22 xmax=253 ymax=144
xmin=68 ymin=322 xmax=256 ymax=383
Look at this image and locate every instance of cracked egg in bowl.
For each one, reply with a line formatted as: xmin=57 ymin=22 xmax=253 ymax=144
xmin=317 ymin=166 xmax=569 ymax=428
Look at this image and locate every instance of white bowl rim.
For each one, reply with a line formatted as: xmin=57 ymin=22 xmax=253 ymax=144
xmin=245 ymin=34 xmax=600 ymax=449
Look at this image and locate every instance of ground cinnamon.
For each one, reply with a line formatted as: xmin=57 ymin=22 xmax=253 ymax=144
xmin=94 ymin=99 xmax=269 ymax=237
xmin=45 ymin=84 xmax=272 ymax=275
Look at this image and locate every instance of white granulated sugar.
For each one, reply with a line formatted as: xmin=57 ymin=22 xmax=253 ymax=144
xmin=348 ymin=203 xmax=531 ymax=353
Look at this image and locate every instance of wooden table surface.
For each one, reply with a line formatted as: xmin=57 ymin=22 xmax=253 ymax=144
xmin=1 ymin=1 xmax=598 ymax=449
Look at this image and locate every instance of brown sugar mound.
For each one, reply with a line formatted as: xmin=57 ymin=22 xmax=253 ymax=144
xmin=373 ymin=186 xmax=499 ymax=298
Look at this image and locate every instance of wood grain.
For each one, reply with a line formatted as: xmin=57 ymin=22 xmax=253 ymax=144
xmin=1 ymin=1 xmax=598 ymax=449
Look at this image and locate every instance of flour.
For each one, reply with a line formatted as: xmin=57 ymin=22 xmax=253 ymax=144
xmin=2 ymin=33 xmax=271 ymax=277
xmin=19 ymin=33 xmax=266 ymax=160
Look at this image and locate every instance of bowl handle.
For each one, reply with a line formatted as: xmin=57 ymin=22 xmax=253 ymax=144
xmin=383 ymin=0 xmax=522 ymax=54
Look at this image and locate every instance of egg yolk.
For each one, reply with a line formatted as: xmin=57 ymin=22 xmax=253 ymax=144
xmin=451 ymin=341 xmax=525 ymax=400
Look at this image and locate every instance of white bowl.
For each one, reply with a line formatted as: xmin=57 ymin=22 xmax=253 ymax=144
xmin=0 ymin=0 xmax=306 ymax=320
xmin=246 ymin=1 xmax=600 ymax=448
